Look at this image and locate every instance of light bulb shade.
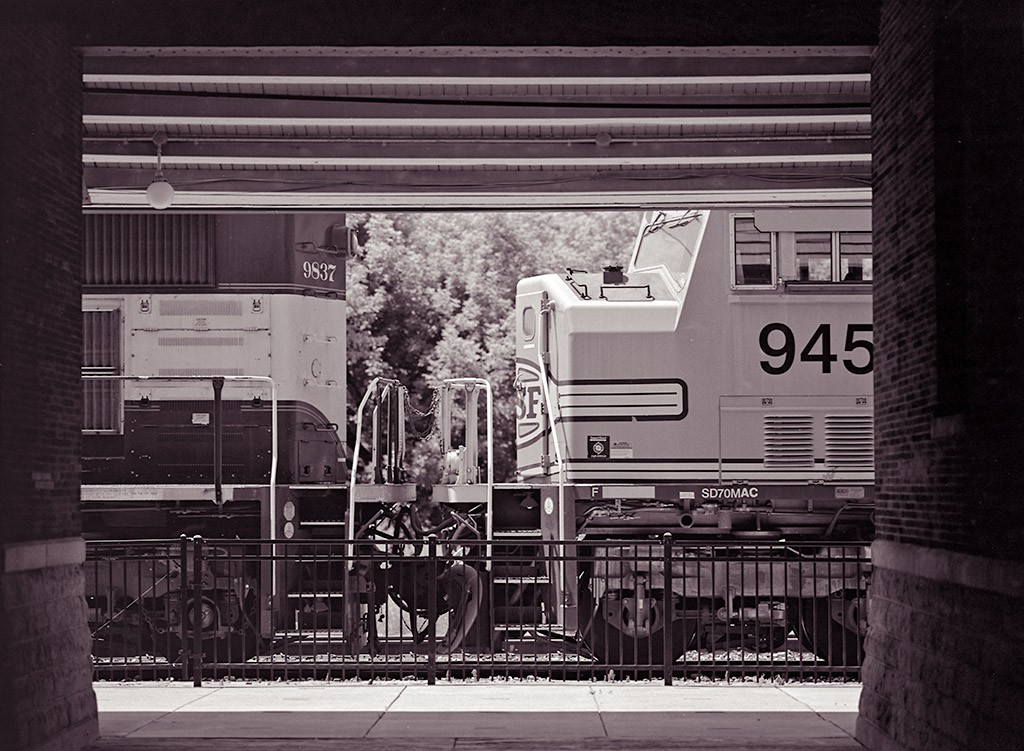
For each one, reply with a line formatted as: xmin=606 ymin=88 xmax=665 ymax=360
xmin=146 ymin=177 xmax=175 ymax=209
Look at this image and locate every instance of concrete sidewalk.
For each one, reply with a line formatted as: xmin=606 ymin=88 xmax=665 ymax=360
xmin=86 ymin=681 xmax=865 ymax=750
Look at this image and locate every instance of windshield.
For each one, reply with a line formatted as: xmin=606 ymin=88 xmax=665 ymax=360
xmin=631 ymin=210 xmax=707 ymax=285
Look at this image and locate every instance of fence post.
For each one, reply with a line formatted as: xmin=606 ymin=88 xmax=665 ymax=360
xmin=178 ymin=535 xmax=189 ymax=682
xmin=662 ymin=533 xmax=673 ymax=686
xmin=427 ymin=534 xmax=438 ymax=686
xmin=192 ymin=535 xmax=204 ymax=687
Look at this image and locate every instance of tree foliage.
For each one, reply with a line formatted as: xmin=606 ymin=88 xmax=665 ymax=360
xmin=346 ymin=211 xmax=640 ymax=483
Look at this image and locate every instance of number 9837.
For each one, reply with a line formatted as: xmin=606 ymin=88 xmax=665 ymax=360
xmin=302 ymin=260 xmax=337 ymax=283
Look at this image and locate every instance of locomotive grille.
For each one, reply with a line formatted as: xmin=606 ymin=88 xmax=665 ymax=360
xmin=156 ymin=337 xmax=246 ymax=348
xmin=825 ymin=415 xmax=875 ymax=468
xmin=84 ymin=214 xmax=214 ymax=286
xmin=763 ymin=415 xmax=814 ymax=468
xmin=159 ymin=299 xmax=243 ymax=317
xmin=156 ymin=368 xmax=245 ymax=376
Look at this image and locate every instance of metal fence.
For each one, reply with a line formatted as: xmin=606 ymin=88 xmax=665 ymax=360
xmin=86 ymin=536 xmax=869 ymax=684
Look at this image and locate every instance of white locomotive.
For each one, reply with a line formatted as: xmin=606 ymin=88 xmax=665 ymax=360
xmin=494 ymin=206 xmax=873 ymax=664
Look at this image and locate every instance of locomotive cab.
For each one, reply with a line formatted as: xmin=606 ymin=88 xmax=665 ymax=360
xmin=515 ymin=206 xmax=874 ymax=539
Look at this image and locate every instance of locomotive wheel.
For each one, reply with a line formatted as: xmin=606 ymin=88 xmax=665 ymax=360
xmin=797 ymin=591 xmax=865 ymax=666
xmin=149 ymin=629 xmax=260 ymax=664
xmin=588 ymin=597 xmax=693 ymax=666
xmin=148 ymin=595 xmax=262 ymax=664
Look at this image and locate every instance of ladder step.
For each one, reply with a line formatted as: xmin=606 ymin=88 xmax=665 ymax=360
xmin=275 ymin=629 xmax=347 ymax=639
xmin=493 ymin=561 xmax=544 ymax=581
xmin=299 ymin=521 xmax=346 ymax=526
xmin=493 ymin=529 xmax=542 ymax=538
xmin=497 ymin=626 xmax=573 ymax=636
xmin=493 ymin=605 xmax=544 ymax=625
xmin=286 ymin=592 xmax=346 ymax=598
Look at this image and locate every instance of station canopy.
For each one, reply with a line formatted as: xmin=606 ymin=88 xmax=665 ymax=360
xmin=81 ymin=46 xmax=871 ymax=211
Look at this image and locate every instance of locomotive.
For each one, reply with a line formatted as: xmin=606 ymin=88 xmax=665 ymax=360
xmin=82 ymin=212 xmax=352 ymax=655
xmin=82 ymin=212 xmax=350 ymax=532
xmin=83 ymin=205 xmax=873 ymax=667
xmin=514 ymin=206 xmax=873 ymax=512
xmin=498 ymin=206 xmax=874 ymax=664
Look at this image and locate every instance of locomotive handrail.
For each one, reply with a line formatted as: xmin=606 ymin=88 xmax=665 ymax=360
xmin=347 ymin=377 xmax=404 ymax=558
xmin=439 ymin=377 xmax=495 ymax=549
xmin=536 ymin=296 xmax=569 ymax=601
xmin=347 ymin=378 xmax=377 ymax=554
xmin=537 ymin=298 xmax=565 ymax=523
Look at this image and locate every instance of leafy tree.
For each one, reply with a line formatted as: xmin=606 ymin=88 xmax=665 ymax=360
xmin=347 ymin=211 xmax=640 ymax=484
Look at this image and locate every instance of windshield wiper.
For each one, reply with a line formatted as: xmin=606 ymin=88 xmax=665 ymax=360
xmin=642 ymin=210 xmax=700 ymax=236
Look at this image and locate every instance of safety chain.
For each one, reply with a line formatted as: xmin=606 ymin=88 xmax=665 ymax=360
xmin=405 ymin=387 xmax=440 ymax=440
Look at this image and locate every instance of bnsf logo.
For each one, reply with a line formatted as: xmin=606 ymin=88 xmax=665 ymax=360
xmin=515 ymin=359 xmax=547 ymax=450
xmin=701 ymin=487 xmax=759 ymax=500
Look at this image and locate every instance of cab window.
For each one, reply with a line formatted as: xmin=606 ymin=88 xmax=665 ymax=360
xmin=839 ymin=231 xmax=873 ymax=281
xmin=632 ymin=210 xmax=707 ymax=287
xmin=735 ymin=209 xmax=872 ymax=289
xmin=732 ymin=217 xmax=775 ymax=288
xmin=789 ymin=230 xmax=873 ymax=283
xmin=795 ymin=231 xmax=833 ymax=281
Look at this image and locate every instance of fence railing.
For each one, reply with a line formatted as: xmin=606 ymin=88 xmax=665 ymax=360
xmin=86 ymin=535 xmax=869 ymax=684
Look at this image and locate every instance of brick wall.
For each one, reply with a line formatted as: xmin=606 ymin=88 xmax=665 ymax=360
xmin=859 ymin=550 xmax=1024 ymax=751
xmin=860 ymin=1 xmax=1024 ymax=749
xmin=0 ymin=23 xmax=84 ymax=545
xmin=870 ymin=0 xmax=962 ymax=551
xmin=940 ymin=2 xmax=1024 ymax=554
xmin=871 ymin=0 xmax=1024 ymax=555
xmin=0 ymin=564 xmax=97 ymax=751
xmin=0 ymin=21 xmax=98 ymax=751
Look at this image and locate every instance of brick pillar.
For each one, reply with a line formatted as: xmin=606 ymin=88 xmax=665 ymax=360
xmin=859 ymin=1 xmax=1024 ymax=749
xmin=0 ymin=21 xmax=99 ymax=751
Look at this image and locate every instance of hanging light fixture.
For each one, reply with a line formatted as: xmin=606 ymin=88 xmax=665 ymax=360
xmin=145 ymin=132 xmax=175 ymax=210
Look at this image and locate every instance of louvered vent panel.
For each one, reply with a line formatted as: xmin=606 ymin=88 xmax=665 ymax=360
xmin=156 ymin=336 xmax=245 ymax=348
xmin=82 ymin=309 xmax=121 ymax=432
xmin=84 ymin=214 xmax=214 ymax=286
xmin=763 ymin=415 xmax=814 ymax=468
xmin=159 ymin=299 xmax=242 ymax=317
xmin=825 ymin=415 xmax=875 ymax=468
xmin=157 ymin=368 xmax=245 ymax=376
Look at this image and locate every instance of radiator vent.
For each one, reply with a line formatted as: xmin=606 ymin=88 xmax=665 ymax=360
xmin=825 ymin=415 xmax=875 ymax=468
xmin=157 ymin=368 xmax=245 ymax=376
xmin=157 ymin=337 xmax=245 ymax=348
xmin=84 ymin=214 xmax=214 ymax=286
xmin=763 ymin=415 xmax=814 ymax=468
xmin=159 ymin=299 xmax=243 ymax=317
xmin=83 ymin=309 xmax=121 ymax=432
